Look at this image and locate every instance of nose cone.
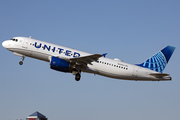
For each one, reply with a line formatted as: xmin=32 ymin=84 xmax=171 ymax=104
xmin=2 ymin=40 xmax=10 ymax=48
xmin=2 ymin=41 xmax=6 ymax=48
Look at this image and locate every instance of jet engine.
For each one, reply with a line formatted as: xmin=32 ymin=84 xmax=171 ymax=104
xmin=50 ymin=56 xmax=71 ymax=72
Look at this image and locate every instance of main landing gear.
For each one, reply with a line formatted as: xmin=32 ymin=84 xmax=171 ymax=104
xmin=75 ymin=73 xmax=81 ymax=81
xmin=19 ymin=56 xmax=25 ymax=65
xmin=72 ymin=68 xmax=81 ymax=81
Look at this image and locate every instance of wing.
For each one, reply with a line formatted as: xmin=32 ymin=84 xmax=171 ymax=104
xmin=69 ymin=54 xmax=103 ymax=67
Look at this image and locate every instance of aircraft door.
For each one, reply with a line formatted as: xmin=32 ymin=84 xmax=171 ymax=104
xmin=22 ymin=39 xmax=29 ymax=48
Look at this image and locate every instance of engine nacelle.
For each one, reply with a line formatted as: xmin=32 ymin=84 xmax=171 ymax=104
xmin=50 ymin=56 xmax=71 ymax=72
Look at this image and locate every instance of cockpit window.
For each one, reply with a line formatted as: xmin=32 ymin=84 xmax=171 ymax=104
xmin=10 ymin=38 xmax=18 ymax=42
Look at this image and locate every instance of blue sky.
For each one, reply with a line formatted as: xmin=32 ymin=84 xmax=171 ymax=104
xmin=0 ymin=0 xmax=180 ymax=120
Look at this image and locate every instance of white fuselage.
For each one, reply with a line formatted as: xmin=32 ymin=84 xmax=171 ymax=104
xmin=2 ymin=37 xmax=171 ymax=81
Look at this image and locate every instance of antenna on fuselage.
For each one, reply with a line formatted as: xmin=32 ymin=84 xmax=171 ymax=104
xmin=29 ymin=36 xmax=31 ymax=38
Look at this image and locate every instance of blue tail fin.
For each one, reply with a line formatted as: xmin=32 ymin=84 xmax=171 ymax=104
xmin=136 ymin=45 xmax=175 ymax=73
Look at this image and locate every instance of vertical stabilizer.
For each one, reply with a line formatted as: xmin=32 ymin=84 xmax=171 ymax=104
xmin=136 ymin=45 xmax=175 ymax=73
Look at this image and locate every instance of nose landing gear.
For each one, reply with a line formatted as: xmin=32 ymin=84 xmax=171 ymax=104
xmin=19 ymin=56 xmax=25 ymax=65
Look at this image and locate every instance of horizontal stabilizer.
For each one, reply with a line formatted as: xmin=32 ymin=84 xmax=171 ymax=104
xmin=149 ymin=73 xmax=169 ymax=78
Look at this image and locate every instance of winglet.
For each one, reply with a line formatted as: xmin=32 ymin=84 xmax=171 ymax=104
xmin=102 ymin=53 xmax=107 ymax=58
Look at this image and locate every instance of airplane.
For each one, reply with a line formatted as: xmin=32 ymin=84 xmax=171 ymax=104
xmin=2 ymin=37 xmax=175 ymax=81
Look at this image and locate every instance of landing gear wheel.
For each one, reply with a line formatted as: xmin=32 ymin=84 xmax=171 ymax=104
xmin=75 ymin=73 xmax=81 ymax=81
xmin=19 ymin=55 xmax=25 ymax=65
xmin=19 ymin=61 xmax=23 ymax=65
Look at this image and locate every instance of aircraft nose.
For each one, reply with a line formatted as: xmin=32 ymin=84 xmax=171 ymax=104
xmin=2 ymin=41 xmax=8 ymax=48
xmin=2 ymin=41 xmax=6 ymax=48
